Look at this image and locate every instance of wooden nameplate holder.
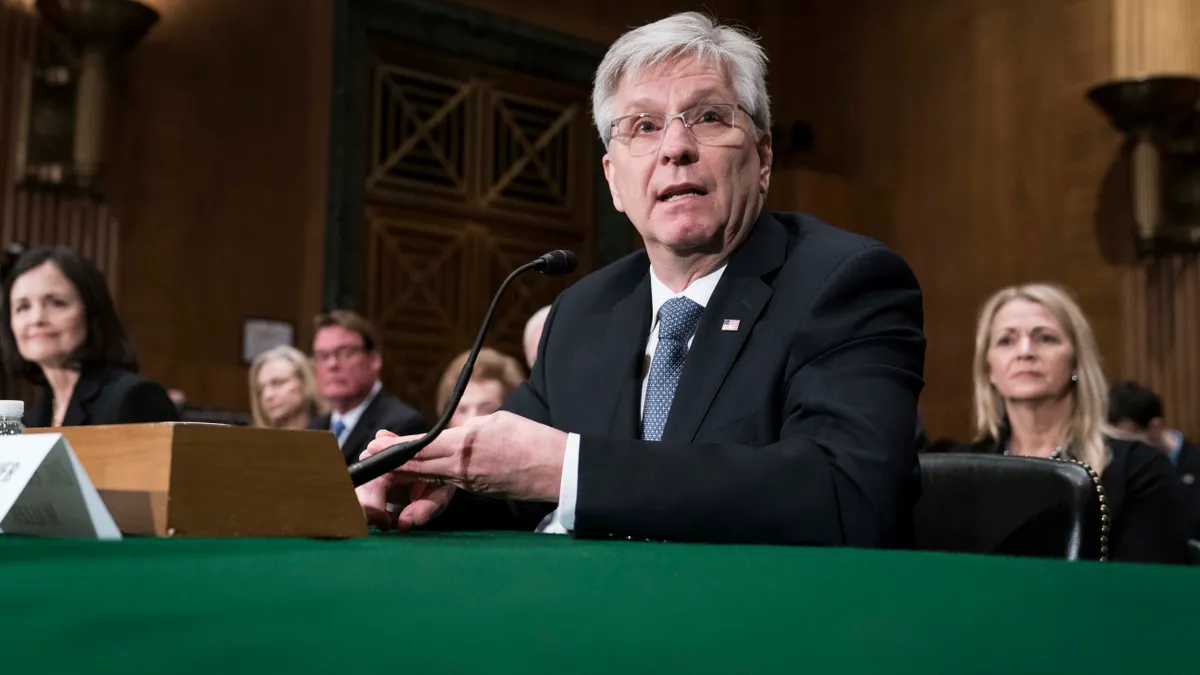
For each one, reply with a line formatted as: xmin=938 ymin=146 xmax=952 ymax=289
xmin=24 ymin=423 xmax=368 ymax=538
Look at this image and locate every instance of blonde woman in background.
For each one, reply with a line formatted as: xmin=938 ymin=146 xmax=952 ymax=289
xmin=952 ymin=283 xmax=1187 ymax=564
xmin=437 ymin=347 xmax=525 ymax=428
xmin=249 ymin=345 xmax=327 ymax=429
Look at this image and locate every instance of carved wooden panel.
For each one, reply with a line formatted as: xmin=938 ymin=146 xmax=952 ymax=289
xmin=364 ymin=206 xmax=585 ymax=417
xmin=482 ymin=88 xmax=579 ymax=215
xmin=369 ymin=65 xmax=474 ymax=202
xmin=363 ymin=41 xmax=592 ymax=418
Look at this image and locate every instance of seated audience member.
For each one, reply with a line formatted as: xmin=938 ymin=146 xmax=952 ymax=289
xmin=1109 ymin=381 xmax=1200 ymax=541
xmin=309 ymin=310 xmax=425 ymax=464
xmin=249 ymin=345 xmax=327 ymax=430
xmin=522 ymin=305 xmax=551 ymax=368
xmin=951 ymin=283 xmax=1187 ymax=564
xmin=0 ymin=246 xmax=177 ymax=426
xmin=357 ymin=13 xmax=925 ymax=546
xmin=436 ymin=347 xmax=525 ymax=427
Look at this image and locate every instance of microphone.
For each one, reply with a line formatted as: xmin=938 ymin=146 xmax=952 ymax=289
xmin=348 ymin=249 xmax=578 ymax=487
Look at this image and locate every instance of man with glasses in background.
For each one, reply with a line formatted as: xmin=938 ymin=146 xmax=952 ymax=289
xmin=310 ymin=310 xmax=426 ymax=465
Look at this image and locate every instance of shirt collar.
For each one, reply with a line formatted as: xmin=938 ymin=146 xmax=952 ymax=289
xmin=648 ymin=263 xmax=727 ymax=323
xmin=332 ymin=380 xmax=383 ymax=431
xmin=1166 ymin=429 xmax=1184 ymax=465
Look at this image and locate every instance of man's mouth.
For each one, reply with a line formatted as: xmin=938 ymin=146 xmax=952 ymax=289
xmin=658 ymin=184 xmax=708 ymax=202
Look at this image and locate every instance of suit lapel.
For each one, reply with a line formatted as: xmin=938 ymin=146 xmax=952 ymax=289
xmin=593 ymin=273 xmax=652 ymax=440
xmin=661 ymin=214 xmax=788 ymax=443
xmin=63 ymin=367 xmax=104 ymax=426
xmin=308 ymin=413 xmax=332 ymax=431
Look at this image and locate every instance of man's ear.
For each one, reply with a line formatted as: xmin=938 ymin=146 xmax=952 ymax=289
xmin=757 ymin=131 xmax=773 ymax=196
xmin=602 ymin=153 xmax=625 ymax=213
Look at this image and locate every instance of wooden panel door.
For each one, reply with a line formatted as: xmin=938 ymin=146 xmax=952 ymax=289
xmin=362 ymin=39 xmax=593 ymax=418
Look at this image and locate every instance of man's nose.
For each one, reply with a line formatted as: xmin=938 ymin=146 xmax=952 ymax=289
xmin=658 ymin=116 xmax=697 ymax=165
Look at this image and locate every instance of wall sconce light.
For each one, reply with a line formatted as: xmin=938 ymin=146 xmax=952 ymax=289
xmin=15 ymin=0 xmax=159 ymax=197
xmin=1087 ymin=75 xmax=1200 ymax=256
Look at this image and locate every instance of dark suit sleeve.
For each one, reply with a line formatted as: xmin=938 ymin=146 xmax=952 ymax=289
xmin=575 ymin=246 xmax=925 ymax=547
xmin=1111 ymin=447 xmax=1188 ymax=564
xmin=116 ymin=380 xmax=180 ymax=424
xmin=500 ymin=300 xmax=558 ymax=425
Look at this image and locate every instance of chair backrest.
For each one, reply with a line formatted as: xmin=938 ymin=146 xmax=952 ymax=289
xmin=914 ymin=453 xmax=1102 ymax=560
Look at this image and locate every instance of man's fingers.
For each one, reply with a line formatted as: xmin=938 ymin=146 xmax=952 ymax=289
xmin=395 ymin=499 xmax=439 ymax=532
xmin=360 ymin=431 xmax=424 ymax=460
xmin=396 ymin=485 xmax=455 ymax=532
xmin=397 ymin=428 xmax=466 ymax=471
xmin=355 ymin=478 xmax=393 ymax=529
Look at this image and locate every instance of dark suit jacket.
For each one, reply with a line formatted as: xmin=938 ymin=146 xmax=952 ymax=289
xmin=477 ymin=211 xmax=926 ymax=546
xmin=953 ymin=436 xmax=1188 ymax=564
xmin=1175 ymin=441 xmax=1200 ymax=541
xmin=28 ymin=364 xmax=178 ymax=427
xmin=310 ymin=389 xmax=427 ymax=465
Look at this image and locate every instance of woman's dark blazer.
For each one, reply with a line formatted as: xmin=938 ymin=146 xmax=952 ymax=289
xmin=28 ymin=364 xmax=179 ymax=427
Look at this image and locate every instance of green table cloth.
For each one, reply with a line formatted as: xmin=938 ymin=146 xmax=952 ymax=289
xmin=2 ymin=532 xmax=1195 ymax=673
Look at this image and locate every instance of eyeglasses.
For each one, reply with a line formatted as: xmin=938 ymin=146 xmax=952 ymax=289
xmin=609 ymin=103 xmax=746 ymax=156
xmin=313 ymin=345 xmax=365 ymax=364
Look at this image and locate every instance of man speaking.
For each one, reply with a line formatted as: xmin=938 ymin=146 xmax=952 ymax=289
xmin=357 ymin=11 xmax=926 ymax=547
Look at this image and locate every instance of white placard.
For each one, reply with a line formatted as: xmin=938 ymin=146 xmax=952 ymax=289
xmin=0 ymin=434 xmax=121 ymax=540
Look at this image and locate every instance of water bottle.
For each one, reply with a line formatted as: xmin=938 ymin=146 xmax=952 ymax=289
xmin=0 ymin=400 xmax=24 ymax=436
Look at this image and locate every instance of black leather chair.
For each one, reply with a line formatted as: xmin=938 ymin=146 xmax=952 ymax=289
xmin=915 ymin=453 xmax=1103 ymax=560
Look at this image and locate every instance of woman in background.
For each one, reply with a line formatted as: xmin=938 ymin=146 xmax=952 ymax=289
xmin=953 ymin=283 xmax=1186 ymax=564
xmin=0 ymin=246 xmax=177 ymax=427
xmin=436 ymin=347 xmax=525 ymax=427
xmin=249 ymin=345 xmax=327 ymax=429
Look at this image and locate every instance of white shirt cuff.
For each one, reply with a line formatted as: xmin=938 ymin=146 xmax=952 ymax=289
xmin=534 ymin=433 xmax=580 ymax=535
xmin=556 ymin=432 xmax=580 ymax=531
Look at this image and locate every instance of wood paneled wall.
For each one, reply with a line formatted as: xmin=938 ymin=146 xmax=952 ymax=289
xmin=102 ymin=0 xmax=333 ymax=412
xmin=1113 ymin=0 xmax=1200 ymax=76
xmin=788 ymin=0 xmax=1126 ymax=441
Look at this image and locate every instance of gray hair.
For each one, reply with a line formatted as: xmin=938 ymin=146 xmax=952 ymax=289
xmin=591 ymin=12 xmax=772 ymax=148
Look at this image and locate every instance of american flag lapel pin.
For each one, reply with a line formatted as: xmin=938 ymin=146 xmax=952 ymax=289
xmin=721 ymin=319 xmax=740 ymax=332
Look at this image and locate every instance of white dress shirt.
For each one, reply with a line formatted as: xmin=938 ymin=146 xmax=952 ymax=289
xmin=331 ymin=380 xmax=382 ymax=447
xmin=538 ymin=263 xmax=727 ymax=534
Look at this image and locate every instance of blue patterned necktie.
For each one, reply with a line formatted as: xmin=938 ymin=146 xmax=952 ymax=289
xmin=331 ymin=418 xmax=347 ymax=447
xmin=642 ymin=296 xmax=705 ymax=441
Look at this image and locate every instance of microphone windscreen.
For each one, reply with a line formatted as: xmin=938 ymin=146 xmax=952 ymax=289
xmin=538 ymin=250 xmax=578 ymax=276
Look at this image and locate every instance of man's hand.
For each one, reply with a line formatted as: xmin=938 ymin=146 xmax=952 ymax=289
xmin=356 ymin=430 xmax=455 ymax=532
xmin=400 ymin=412 xmax=567 ymax=502
xmin=353 ymin=413 xmax=567 ymax=531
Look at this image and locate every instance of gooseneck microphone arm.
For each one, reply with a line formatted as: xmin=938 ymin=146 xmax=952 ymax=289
xmin=348 ymin=250 xmax=577 ymax=487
